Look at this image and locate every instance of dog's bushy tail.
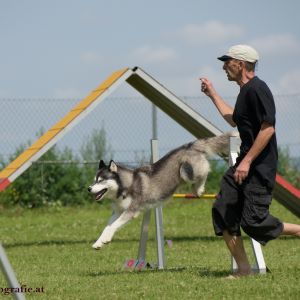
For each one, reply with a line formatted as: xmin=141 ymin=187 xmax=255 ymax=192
xmin=193 ymin=131 xmax=239 ymax=156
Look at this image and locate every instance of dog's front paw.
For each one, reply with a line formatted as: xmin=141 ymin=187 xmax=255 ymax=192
xmin=93 ymin=227 xmax=114 ymax=250
xmin=92 ymin=238 xmax=112 ymax=250
xmin=92 ymin=241 xmax=106 ymax=250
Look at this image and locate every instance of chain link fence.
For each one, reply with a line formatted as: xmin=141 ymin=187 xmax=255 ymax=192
xmin=1 ymin=93 xmax=300 ymax=168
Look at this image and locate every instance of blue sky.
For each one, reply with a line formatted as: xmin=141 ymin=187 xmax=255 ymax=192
xmin=1 ymin=0 xmax=300 ymax=160
xmin=1 ymin=0 xmax=300 ymax=98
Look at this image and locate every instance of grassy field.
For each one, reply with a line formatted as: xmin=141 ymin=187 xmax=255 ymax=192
xmin=0 ymin=199 xmax=299 ymax=300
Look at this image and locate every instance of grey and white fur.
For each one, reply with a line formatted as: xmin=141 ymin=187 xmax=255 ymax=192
xmin=88 ymin=132 xmax=235 ymax=249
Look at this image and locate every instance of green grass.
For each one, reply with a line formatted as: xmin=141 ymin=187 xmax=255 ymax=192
xmin=0 ymin=199 xmax=299 ymax=300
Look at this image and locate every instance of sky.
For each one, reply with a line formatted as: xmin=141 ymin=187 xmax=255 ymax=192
xmin=1 ymin=0 xmax=300 ymax=159
xmin=1 ymin=0 xmax=300 ymax=98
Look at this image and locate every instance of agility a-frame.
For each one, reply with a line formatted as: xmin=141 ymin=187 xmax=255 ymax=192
xmin=0 ymin=66 xmax=299 ymax=214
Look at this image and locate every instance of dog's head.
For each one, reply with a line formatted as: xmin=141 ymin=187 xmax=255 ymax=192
xmin=88 ymin=160 xmax=119 ymax=201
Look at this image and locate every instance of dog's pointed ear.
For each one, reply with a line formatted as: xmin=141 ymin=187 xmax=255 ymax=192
xmin=109 ymin=160 xmax=118 ymax=173
xmin=99 ymin=160 xmax=106 ymax=169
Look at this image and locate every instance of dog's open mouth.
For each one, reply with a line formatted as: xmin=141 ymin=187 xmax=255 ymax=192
xmin=95 ymin=189 xmax=108 ymax=201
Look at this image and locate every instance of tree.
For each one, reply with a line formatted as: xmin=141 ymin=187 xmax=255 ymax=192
xmin=0 ymin=126 xmax=114 ymax=207
xmin=277 ymin=147 xmax=300 ymax=189
xmin=80 ymin=126 xmax=113 ymax=162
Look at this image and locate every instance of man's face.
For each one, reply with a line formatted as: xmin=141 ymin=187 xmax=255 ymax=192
xmin=223 ymin=59 xmax=242 ymax=82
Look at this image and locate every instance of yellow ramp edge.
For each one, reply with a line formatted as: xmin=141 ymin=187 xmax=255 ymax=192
xmin=28 ymin=129 xmax=61 ymax=150
xmin=0 ymin=169 xmax=15 ymax=179
xmin=50 ymin=110 xmax=83 ymax=131
xmin=72 ymin=91 xmax=105 ymax=111
xmin=0 ymin=67 xmax=130 ymax=182
xmin=94 ymin=68 xmax=129 ymax=91
xmin=72 ymin=68 xmax=129 ymax=111
xmin=0 ymin=149 xmax=38 ymax=178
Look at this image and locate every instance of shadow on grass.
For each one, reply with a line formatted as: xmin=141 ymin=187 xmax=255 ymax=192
xmin=196 ymin=268 xmax=230 ymax=278
xmin=86 ymin=266 xmax=229 ymax=278
xmin=4 ymin=235 xmax=297 ymax=249
xmin=3 ymin=239 xmax=92 ymax=248
xmin=87 ymin=267 xmax=187 ymax=277
xmin=3 ymin=238 xmax=136 ymax=248
xmin=3 ymin=235 xmax=221 ymax=249
xmin=169 ymin=236 xmax=220 ymax=242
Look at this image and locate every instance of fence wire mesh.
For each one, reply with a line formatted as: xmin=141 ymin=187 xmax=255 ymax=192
xmin=1 ymin=93 xmax=300 ymax=168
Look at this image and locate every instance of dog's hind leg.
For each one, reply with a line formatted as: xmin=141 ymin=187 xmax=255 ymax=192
xmin=180 ymin=162 xmax=194 ymax=182
xmin=194 ymin=174 xmax=208 ymax=197
xmin=191 ymin=156 xmax=210 ymax=197
xmin=92 ymin=211 xmax=134 ymax=249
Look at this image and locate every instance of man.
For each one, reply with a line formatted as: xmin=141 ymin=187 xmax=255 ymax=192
xmin=200 ymin=44 xmax=300 ymax=277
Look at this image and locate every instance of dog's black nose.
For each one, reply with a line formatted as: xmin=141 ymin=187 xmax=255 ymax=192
xmin=88 ymin=186 xmax=92 ymax=192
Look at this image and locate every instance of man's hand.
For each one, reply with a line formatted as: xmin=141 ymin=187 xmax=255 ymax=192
xmin=199 ymin=77 xmax=236 ymax=127
xmin=234 ymin=159 xmax=251 ymax=185
xmin=200 ymin=77 xmax=217 ymax=98
xmin=233 ymin=122 xmax=275 ymax=184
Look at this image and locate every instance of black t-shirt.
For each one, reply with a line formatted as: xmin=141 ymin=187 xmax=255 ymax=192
xmin=232 ymin=76 xmax=278 ymax=189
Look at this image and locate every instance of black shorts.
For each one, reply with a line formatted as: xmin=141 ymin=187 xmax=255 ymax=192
xmin=212 ymin=167 xmax=283 ymax=245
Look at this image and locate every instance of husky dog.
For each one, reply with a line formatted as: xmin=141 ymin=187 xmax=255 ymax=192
xmin=88 ymin=132 xmax=234 ymax=249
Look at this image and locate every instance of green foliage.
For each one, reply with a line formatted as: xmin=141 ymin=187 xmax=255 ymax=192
xmin=0 ymin=145 xmax=87 ymax=208
xmin=206 ymin=159 xmax=227 ymax=192
xmin=278 ymin=147 xmax=300 ymax=189
xmin=79 ymin=127 xmax=114 ymax=184
xmin=0 ymin=127 xmax=113 ymax=208
xmin=80 ymin=127 xmax=113 ymax=162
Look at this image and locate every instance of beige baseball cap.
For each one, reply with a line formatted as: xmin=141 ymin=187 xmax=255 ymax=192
xmin=218 ymin=44 xmax=259 ymax=63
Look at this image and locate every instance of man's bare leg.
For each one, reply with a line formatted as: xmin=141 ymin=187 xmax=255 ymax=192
xmin=282 ymin=222 xmax=300 ymax=237
xmin=223 ymin=230 xmax=252 ymax=276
